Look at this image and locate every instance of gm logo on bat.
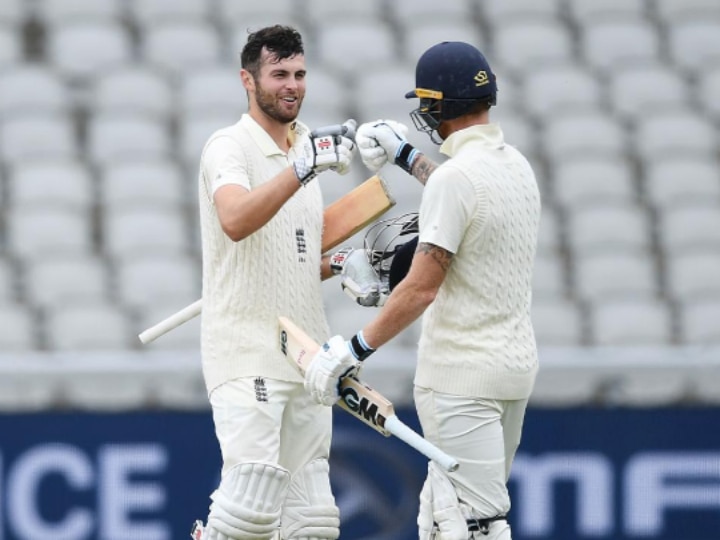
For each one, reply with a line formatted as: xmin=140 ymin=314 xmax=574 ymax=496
xmin=340 ymin=386 xmax=387 ymax=429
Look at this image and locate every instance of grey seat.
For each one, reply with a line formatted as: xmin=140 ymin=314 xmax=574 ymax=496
xmin=86 ymin=113 xmax=172 ymax=165
xmin=0 ymin=112 xmax=78 ymax=164
xmin=178 ymin=64 xmax=248 ymax=118
xmin=581 ymin=19 xmax=661 ymax=72
xmin=667 ymin=18 xmax=720 ymax=71
xmin=0 ymin=303 xmax=37 ymax=350
xmin=24 ymin=255 xmax=110 ymax=309
xmin=9 ymin=159 xmax=93 ymax=210
xmin=34 ymin=0 xmax=123 ymax=24
xmin=643 ymin=157 xmax=720 ymax=209
xmin=665 ymin=250 xmax=720 ymax=300
xmin=0 ymin=64 xmax=71 ymax=116
xmin=609 ymin=63 xmax=690 ymax=121
xmin=678 ymin=297 xmax=720 ymax=344
xmin=573 ymin=252 xmax=658 ymax=302
xmin=102 ymin=205 xmax=190 ymax=259
xmin=552 ymin=155 xmax=636 ymax=209
xmin=542 ymin=111 xmax=627 ymax=162
xmin=522 ymin=63 xmax=603 ymax=121
xmin=99 ymin=159 xmax=186 ymax=208
xmin=493 ymin=19 xmax=573 ymax=76
xmin=532 ymin=252 xmax=566 ymax=300
xmin=634 ymin=108 xmax=717 ymax=161
xmin=141 ymin=21 xmax=223 ymax=76
xmin=589 ymin=298 xmax=673 ymax=346
xmin=44 ymin=301 xmax=132 ymax=350
xmin=531 ymin=298 xmax=584 ymax=346
xmin=657 ymin=202 xmax=720 ymax=253
xmin=89 ymin=64 xmax=175 ymax=119
xmin=564 ymin=202 xmax=652 ymax=256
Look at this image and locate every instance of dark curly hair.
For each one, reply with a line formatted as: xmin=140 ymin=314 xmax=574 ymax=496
xmin=241 ymin=25 xmax=305 ymax=80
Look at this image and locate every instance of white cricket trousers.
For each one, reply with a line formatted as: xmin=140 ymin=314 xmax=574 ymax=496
xmin=414 ymin=386 xmax=529 ymax=538
xmin=210 ymin=377 xmax=333 ymax=476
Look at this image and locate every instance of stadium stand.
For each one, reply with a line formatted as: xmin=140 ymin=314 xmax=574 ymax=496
xmin=0 ymin=0 xmax=718 ymax=410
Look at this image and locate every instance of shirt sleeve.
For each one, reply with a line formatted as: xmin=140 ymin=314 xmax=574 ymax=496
xmin=418 ymin=165 xmax=477 ymax=254
xmin=203 ymin=135 xmax=251 ymax=196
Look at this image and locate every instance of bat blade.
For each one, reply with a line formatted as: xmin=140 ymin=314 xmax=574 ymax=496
xmin=278 ymin=316 xmax=460 ymax=472
xmin=138 ymin=175 xmax=395 ymax=344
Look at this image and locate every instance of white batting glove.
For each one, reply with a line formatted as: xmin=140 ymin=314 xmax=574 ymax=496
xmin=293 ymin=119 xmax=357 ymax=185
xmin=330 ymin=247 xmax=387 ymax=307
xmin=304 ymin=335 xmax=360 ymax=406
xmin=356 ymin=120 xmax=422 ymax=174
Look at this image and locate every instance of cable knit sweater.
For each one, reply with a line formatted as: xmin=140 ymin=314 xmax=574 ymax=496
xmin=198 ymin=115 xmax=330 ymax=394
xmin=414 ymin=123 xmax=541 ymax=400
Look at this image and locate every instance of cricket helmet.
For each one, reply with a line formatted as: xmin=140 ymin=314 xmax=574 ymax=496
xmin=364 ymin=212 xmax=419 ymax=291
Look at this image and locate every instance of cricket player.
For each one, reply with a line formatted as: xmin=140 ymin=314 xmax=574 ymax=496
xmin=191 ymin=25 xmax=361 ymax=540
xmin=304 ymin=41 xmax=541 ymax=540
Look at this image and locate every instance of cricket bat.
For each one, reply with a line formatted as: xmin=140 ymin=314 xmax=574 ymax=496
xmin=278 ymin=316 xmax=459 ymax=472
xmin=138 ymin=175 xmax=395 ymax=345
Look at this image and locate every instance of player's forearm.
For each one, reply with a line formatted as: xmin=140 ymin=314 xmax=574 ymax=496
xmin=217 ymin=167 xmax=301 ymax=241
xmin=410 ymin=154 xmax=438 ymax=186
xmin=320 ymin=254 xmax=334 ymax=281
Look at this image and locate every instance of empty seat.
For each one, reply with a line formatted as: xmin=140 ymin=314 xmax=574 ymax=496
xmin=688 ymin=368 xmax=720 ymax=404
xmin=0 ymin=0 xmax=29 ymax=25
xmin=179 ymin=65 xmax=248 ymax=117
xmin=315 ymin=21 xmax=398 ymax=79
xmin=590 ymin=298 xmax=673 ymax=345
xmin=573 ymin=252 xmax=658 ymax=301
xmin=178 ymin=113 xmax=234 ymax=165
xmin=6 ymin=206 xmax=93 ymax=261
xmin=24 ymin=255 xmax=110 ymax=308
xmin=532 ymin=252 xmax=566 ymax=299
xmin=0 ymin=64 xmax=71 ymax=115
xmin=531 ymin=298 xmax=584 ymax=346
xmin=387 ymin=0 xmax=474 ymax=23
xmin=552 ymin=155 xmax=636 ymax=209
xmin=542 ymin=111 xmax=627 ymax=161
xmin=141 ymin=21 xmax=223 ymax=75
xmin=522 ymin=63 xmax=603 ymax=120
xmin=678 ymin=297 xmax=720 ymax=344
xmin=665 ymin=250 xmax=720 ymax=300
xmin=303 ymin=0 xmax=385 ymax=19
xmin=643 ymin=157 xmax=720 ymax=209
xmin=353 ymin=63 xmax=415 ymax=120
xmin=44 ymin=302 xmax=132 ymax=350
xmin=634 ymin=109 xmax=718 ymax=160
xmin=90 ymin=64 xmax=175 ymax=118
xmin=216 ymin=0 xmax=297 ymax=23
xmin=567 ymin=0 xmax=647 ymax=25
xmin=493 ymin=19 xmax=573 ymax=75
xmin=0 ymin=24 xmax=22 ymax=68
xmin=697 ymin=66 xmax=720 ymax=120
xmin=0 ymin=113 xmax=78 ymax=163
xmin=604 ymin=368 xmax=689 ymax=406
xmin=102 ymin=206 xmax=190 ymax=258
xmin=58 ymin=370 xmax=151 ymax=410
xmin=115 ymin=254 xmax=199 ymax=309
xmin=565 ymin=202 xmax=652 ymax=255
xmin=0 ymin=303 xmax=37 ymax=350
xmin=536 ymin=207 xmax=561 ymax=255
xmin=100 ymin=159 xmax=186 ymax=208
xmin=46 ymin=21 xmax=133 ymax=81
xmin=654 ymin=0 xmax=720 ymax=21
xmin=402 ymin=22 xmax=483 ymax=64
xmin=481 ymin=0 xmax=562 ymax=24
xmin=667 ymin=18 xmax=720 ymax=71
xmin=581 ymin=19 xmax=660 ymax=71
xmin=658 ymin=203 xmax=720 ymax=253
xmin=34 ymin=0 xmax=123 ymax=24
xmin=86 ymin=113 xmax=172 ymax=165
xmin=0 ymin=258 xmax=16 ymax=302
xmin=9 ymin=159 xmax=93 ymax=210
xmin=128 ymin=0 xmax=211 ymax=26
xmin=609 ymin=64 xmax=690 ymax=121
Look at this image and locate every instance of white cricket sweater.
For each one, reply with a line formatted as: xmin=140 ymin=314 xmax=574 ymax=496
xmin=414 ymin=124 xmax=541 ymax=400
xmin=198 ymin=115 xmax=330 ymax=394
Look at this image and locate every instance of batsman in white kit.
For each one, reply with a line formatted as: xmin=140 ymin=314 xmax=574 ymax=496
xmin=301 ymin=41 xmax=542 ymax=539
xmin=188 ymin=25 xmax=376 ymax=540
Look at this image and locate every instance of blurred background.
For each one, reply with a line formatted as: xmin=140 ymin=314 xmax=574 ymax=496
xmin=0 ymin=0 xmax=719 ymax=539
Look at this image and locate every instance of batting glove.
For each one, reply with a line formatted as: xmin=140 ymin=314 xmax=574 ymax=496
xmin=305 ymin=335 xmax=360 ymax=406
xmin=356 ymin=120 xmax=422 ymax=174
xmin=293 ymin=119 xmax=357 ymax=185
xmin=330 ymin=247 xmax=388 ymax=307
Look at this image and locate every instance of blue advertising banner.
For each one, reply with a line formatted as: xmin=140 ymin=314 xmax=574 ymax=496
xmin=0 ymin=408 xmax=718 ymax=540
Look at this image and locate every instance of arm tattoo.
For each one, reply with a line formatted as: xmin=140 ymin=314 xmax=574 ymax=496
xmin=416 ymin=242 xmax=453 ymax=272
xmin=410 ymin=155 xmax=438 ymax=186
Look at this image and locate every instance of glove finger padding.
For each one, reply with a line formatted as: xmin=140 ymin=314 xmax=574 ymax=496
xmin=329 ymin=137 xmax=356 ymax=175
xmin=304 ymin=335 xmax=358 ymax=406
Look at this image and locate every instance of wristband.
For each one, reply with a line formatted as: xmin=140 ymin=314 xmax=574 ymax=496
xmin=293 ymin=160 xmax=316 ymax=186
xmin=349 ymin=330 xmax=375 ymax=361
xmin=395 ymin=142 xmax=421 ymax=175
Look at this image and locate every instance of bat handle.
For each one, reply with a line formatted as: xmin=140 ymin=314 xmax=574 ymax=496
xmin=138 ymin=299 xmax=202 ymax=344
xmin=384 ymin=415 xmax=460 ymax=472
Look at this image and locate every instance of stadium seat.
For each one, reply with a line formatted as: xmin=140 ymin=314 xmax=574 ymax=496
xmin=542 ymin=111 xmax=628 ymax=162
xmin=0 ymin=64 xmax=71 ymax=116
xmin=141 ymin=21 xmax=223 ymax=76
xmin=696 ymin=65 xmax=720 ymax=120
xmin=564 ymin=202 xmax=652 ymax=256
xmin=678 ymin=297 xmax=720 ymax=344
xmin=536 ymin=207 xmax=562 ymax=255
xmin=0 ymin=0 xmax=29 ymax=25
xmin=531 ymin=298 xmax=584 ymax=346
xmin=480 ymin=0 xmax=563 ymax=24
xmin=24 ymin=255 xmax=110 ymax=308
xmin=386 ymin=0 xmax=475 ymax=24
xmin=552 ymin=155 xmax=637 ymax=209
xmin=85 ymin=113 xmax=172 ymax=165
xmin=590 ymin=298 xmax=674 ymax=345
xmin=99 ymin=159 xmax=187 ymax=208
xmin=492 ymin=19 xmax=573 ymax=76
xmin=643 ymin=157 xmax=720 ymax=209
xmin=532 ymin=252 xmax=566 ymax=300
xmin=656 ymin=202 xmax=720 ymax=253
xmin=302 ymin=0 xmax=386 ymax=20
xmin=634 ymin=109 xmax=718 ymax=161
xmin=89 ymin=64 xmax=175 ymax=119
xmin=102 ymin=205 xmax=190 ymax=259
xmin=45 ymin=20 xmax=133 ymax=82
xmin=688 ymin=368 xmax=720 ymax=404
xmin=127 ymin=0 xmax=211 ymax=27
xmin=9 ymin=159 xmax=93 ymax=210
xmin=6 ymin=206 xmax=93 ymax=261
xmin=353 ymin=63 xmax=415 ymax=120
xmin=521 ymin=63 xmax=603 ymax=121
xmin=178 ymin=64 xmax=248 ymax=118
xmin=604 ymin=368 xmax=690 ymax=406
xmin=581 ymin=19 xmax=661 ymax=72
xmin=609 ymin=64 xmax=691 ymax=121
xmin=402 ymin=22 xmax=484 ymax=64
xmin=566 ymin=0 xmax=647 ymax=26
xmin=667 ymin=18 xmax=720 ymax=72
xmin=0 ymin=259 xmax=16 ymax=302
xmin=178 ymin=112 xmax=234 ymax=166
xmin=654 ymin=0 xmax=720 ymax=21
xmin=0 ymin=24 xmax=22 ymax=68
xmin=0 ymin=112 xmax=78 ymax=164
xmin=665 ymin=250 xmax=720 ymax=300
xmin=216 ymin=0 xmax=298 ymax=24
xmin=59 ymin=369 xmax=151 ymax=410
xmin=573 ymin=252 xmax=659 ymax=302
xmin=44 ymin=301 xmax=133 ymax=350
xmin=0 ymin=303 xmax=37 ymax=350
xmin=115 ymin=253 xmax=200 ymax=310
xmin=34 ymin=0 xmax=123 ymax=24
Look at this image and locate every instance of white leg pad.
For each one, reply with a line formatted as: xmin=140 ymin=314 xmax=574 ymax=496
xmin=281 ymin=458 xmax=340 ymax=540
xmin=417 ymin=462 xmax=468 ymax=540
xmin=206 ymin=462 xmax=291 ymax=540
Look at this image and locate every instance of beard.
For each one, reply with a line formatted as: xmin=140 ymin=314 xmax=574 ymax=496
xmin=255 ymin=82 xmax=302 ymax=124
